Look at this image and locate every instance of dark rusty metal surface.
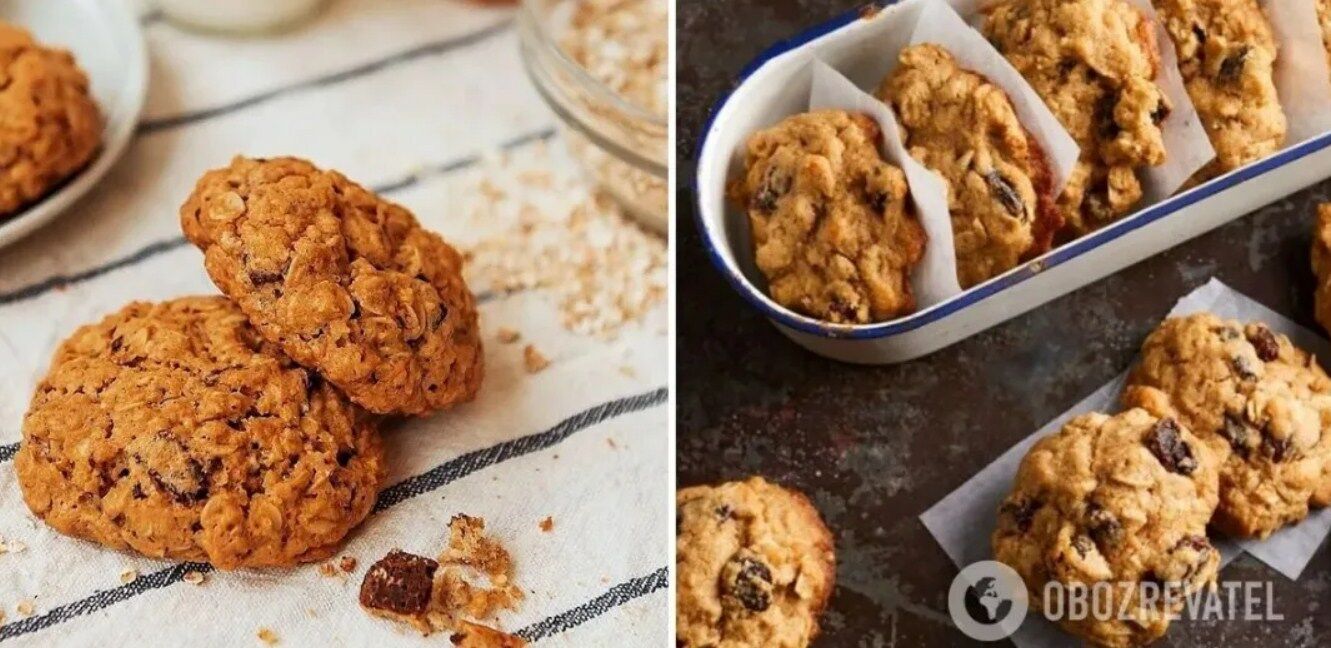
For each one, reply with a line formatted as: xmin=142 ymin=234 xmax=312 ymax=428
xmin=676 ymin=1 xmax=1331 ymax=645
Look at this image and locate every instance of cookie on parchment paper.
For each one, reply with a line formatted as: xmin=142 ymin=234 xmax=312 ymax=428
xmin=17 ymin=296 xmax=385 ymax=569
xmin=993 ymin=408 xmax=1220 ymax=648
xmin=181 ymin=156 xmax=484 ymax=416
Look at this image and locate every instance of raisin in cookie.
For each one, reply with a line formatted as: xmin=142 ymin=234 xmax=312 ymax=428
xmin=993 ymin=409 xmax=1220 ymax=648
xmin=17 ymin=297 xmax=385 ymax=569
xmin=1313 ymin=204 xmax=1331 ymax=336
xmin=181 ymin=156 xmax=483 ymax=416
xmin=1123 ymin=313 xmax=1331 ymax=538
xmin=879 ymin=44 xmax=1061 ymax=288
xmin=0 ymin=22 xmax=101 ymax=219
xmin=1156 ymin=0 xmax=1285 ymax=181
xmin=731 ymin=110 xmax=925 ymax=324
xmin=677 ymin=477 xmax=835 ymax=648
xmin=984 ymin=0 xmax=1170 ymax=237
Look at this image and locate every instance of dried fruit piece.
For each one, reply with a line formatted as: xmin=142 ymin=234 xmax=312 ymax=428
xmin=1217 ymin=46 xmax=1250 ymax=82
xmin=1145 ymin=418 xmax=1197 ymax=475
xmin=1220 ymin=414 xmax=1252 ymax=457
xmin=723 ymin=554 xmax=774 ymax=612
xmin=360 ymin=550 xmax=439 ymax=616
xmin=1262 ymin=433 xmax=1295 ymax=463
xmin=1231 ymin=354 xmax=1259 ymax=380
xmin=1001 ymin=497 xmax=1039 ymax=532
xmin=751 ymin=166 xmax=788 ymax=213
xmin=1086 ymin=504 xmax=1122 ymax=546
xmin=1246 ymin=325 xmax=1280 ymax=362
xmin=985 ymin=171 xmax=1025 ymax=217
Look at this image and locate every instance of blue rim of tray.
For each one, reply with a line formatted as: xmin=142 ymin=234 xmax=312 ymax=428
xmin=692 ymin=0 xmax=1331 ymax=340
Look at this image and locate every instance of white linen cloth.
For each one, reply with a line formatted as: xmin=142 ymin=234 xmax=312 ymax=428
xmin=0 ymin=1 xmax=668 ymax=646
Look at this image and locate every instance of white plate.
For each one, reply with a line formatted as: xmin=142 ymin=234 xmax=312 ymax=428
xmin=0 ymin=0 xmax=148 ymax=249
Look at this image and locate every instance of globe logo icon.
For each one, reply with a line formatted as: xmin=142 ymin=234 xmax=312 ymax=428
xmin=948 ymin=561 xmax=1029 ymax=641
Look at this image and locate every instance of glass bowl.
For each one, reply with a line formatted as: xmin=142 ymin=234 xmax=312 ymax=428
xmin=517 ymin=0 xmax=668 ymax=233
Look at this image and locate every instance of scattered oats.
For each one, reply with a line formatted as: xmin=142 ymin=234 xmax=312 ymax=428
xmin=523 ymin=345 xmax=550 ymax=374
xmin=539 ymin=517 xmax=554 ymax=533
xmin=560 ymin=0 xmax=667 ymax=116
xmin=183 ymin=570 xmax=205 ymax=585
xmin=8 ymin=540 xmax=25 ymax=554
xmin=496 ymin=327 xmax=521 ymax=344
xmin=16 ymin=600 xmax=33 ymax=617
xmin=257 ymin=627 xmax=279 ymax=645
xmin=318 ymin=563 xmax=338 ymax=578
xmin=119 ymin=568 xmax=138 ymax=584
xmin=339 ymin=556 xmax=358 ymax=573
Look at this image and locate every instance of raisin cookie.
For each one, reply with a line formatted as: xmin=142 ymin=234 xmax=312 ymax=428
xmin=731 ymin=110 xmax=925 ymax=324
xmin=1123 ymin=313 xmax=1331 ymax=538
xmin=879 ymin=44 xmax=1061 ymax=288
xmin=17 ymin=297 xmax=385 ymax=569
xmin=181 ymin=156 xmax=483 ymax=416
xmin=1156 ymin=0 xmax=1285 ymax=180
xmin=993 ymin=409 xmax=1220 ymax=648
xmin=984 ymin=0 xmax=1170 ymax=237
xmin=677 ymin=477 xmax=835 ymax=648
xmin=0 ymin=22 xmax=101 ymax=219
xmin=1313 ymin=204 xmax=1331 ymax=336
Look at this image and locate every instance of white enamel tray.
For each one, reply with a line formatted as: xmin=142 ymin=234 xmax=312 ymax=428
xmin=0 ymin=0 xmax=148 ymax=249
xmin=694 ymin=0 xmax=1331 ymax=364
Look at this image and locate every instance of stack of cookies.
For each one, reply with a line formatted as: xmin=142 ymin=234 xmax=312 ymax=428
xmin=733 ymin=0 xmax=1297 ymax=326
xmin=16 ymin=156 xmax=484 ymax=569
xmin=994 ymin=308 xmax=1331 ymax=646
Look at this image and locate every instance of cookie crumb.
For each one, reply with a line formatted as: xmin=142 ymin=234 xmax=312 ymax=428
xmin=339 ymin=556 xmax=358 ymax=573
xmin=16 ymin=600 xmax=33 ymax=617
xmin=318 ymin=563 xmax=339 ymax=578
xmin=618 ymin=365 xmax=636 ymax=379
xmin=8 ymin=540 xmax=25 ymax=554
xmin=523 ymin=346 xmax=550 ymax=373
xmin=119 ymin=568 xmax=138 ymax=585
xmin=606 ymin=438 xmax=618 ymax=450
xmin=183 ymin=570 xmax=205 ymax=585
xmin=450 ymin=620 xmax=527 ymax=647
xmin=496 ymin=327 xmax=521 ymax=344
xmin=539 ymin=517 xmax=554 ymax=533
xmin=257 ymin=628 xmax=279 ymax=645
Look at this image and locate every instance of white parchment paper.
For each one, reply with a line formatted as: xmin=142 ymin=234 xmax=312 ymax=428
xmin=810 ymin=61 xmax=963 ymax=305
xmin=1126 ymin=0 xmax=1216 ymax=197
xmin=910 ymin=0 xmax=1080 ymax=193
xmin=948 ymin=0 xmax=1215 ymax=200
xmin=921 ymin=278 xmax=1331 ymax=646
xmin=1265 ymin=0 xmax=1331 ymax=142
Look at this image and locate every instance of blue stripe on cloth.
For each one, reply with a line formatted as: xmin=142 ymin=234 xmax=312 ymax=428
xmin=0 ymin=388 xmax=666 ymax=642
xmin=515 ymin=566 xmax=669 ymax=641
xmin=138 ymin=20 xmax=513 ymax=134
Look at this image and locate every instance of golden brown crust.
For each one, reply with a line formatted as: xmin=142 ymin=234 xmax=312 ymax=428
xmin=993 ymin=409 xmax=1220 ymax=648
xmin=180 ymin=156 xmax=483 ymax=416
xmin=1314 ymin=205 xmax=1331 ymax=337
xmin=1124 ymin=313 xmax=1331 ymax=538
xmin=731 ymin=110 xmax=925 ymax=324
xmin=984 ymin=0 xmax=1170 ymax=238
xmin=1156 ymin=0 xmax=1285 ymax=181
xmin=0 ymin=22 xmax=101 ymax=219
xmin=676 ymin=477 xmax=836 ymax=648
xmin=17 ymin=297 xmax=385 ymax=570
xmin=880 ymin=44 xmax=1062 ymax=288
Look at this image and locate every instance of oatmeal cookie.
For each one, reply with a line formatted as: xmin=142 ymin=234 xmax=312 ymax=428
xmin=1313 ymin=205 xmax=1331 ymax=336
xmin=16 ymin=297 xmax=385 ymax=569
xmin=993 ymin=409 xmax=1220 ymax=648
xmin=0 ymin=22 xmax=101 ymax=219
xmin=879 ymin=44 xmax=1061 ymax=288
xmin=1156 ymin=0 xmax=1285 ymax=180
xmin=677 ymin=477 xmax=835 ymax=648
xmin=984 ymin=0 xmax=1170 ymax=237
xmin=181 ymin=156 xmax=483 ymax=416
xmin=1123 ymin=313 xmax=1331 ymax=538
xmin=731 ymin=110 xmax=925 ymax=323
